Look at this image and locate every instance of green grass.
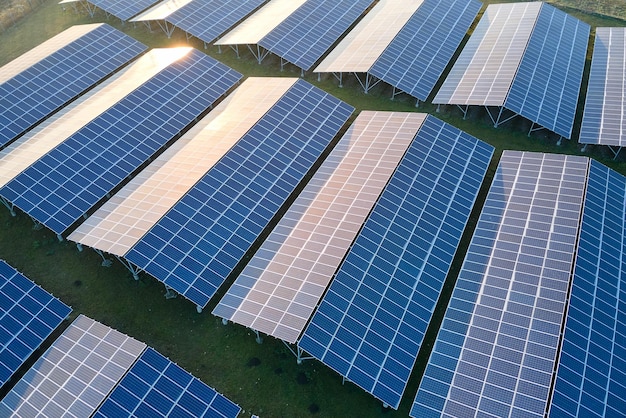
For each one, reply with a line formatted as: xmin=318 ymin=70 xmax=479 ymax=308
xmin=1 ymin=1 xmax=626 ymax=417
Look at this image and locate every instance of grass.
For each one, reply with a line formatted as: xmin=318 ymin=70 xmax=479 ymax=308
xmin=1 ymin=1 xmax=626 ymax=417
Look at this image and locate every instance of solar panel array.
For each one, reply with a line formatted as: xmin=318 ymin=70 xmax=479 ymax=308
xmin=0 ymin=49 xmax=242 ymax=236
xmin=0 ymin=315 xmax=146 ymax=418
xmin=213 ymin=111 xmax=428 ymax=344
xmin=505 ymin=4 xmax=590 ymax=139
xmin=369 ymin=0 xmax=481 ymax=101
xmin=549 ymin=160 xmax=626 ymax=418
xmin=0 ymin=260 xmax=71 ymax=387
xmin=579 ymin=27 xmax=626 ymax=146
xmin=258 ymin=0 xmax=375 ymax=71
xmin=0 ymin=48 xmax=195 ymax=190
xmin=411 ymin=151 xmax=588 ymax=418
xmin=68 ymin=77 xmax=297 ymax=257
xmin=125 ymin=79 xmax=354 ymax=309
xmin=314 ymin=0 xmax=422 ymax=74
xmin=299 ymin=115 xmax=494 ymax=409
xmin=82 ymin=0 xmax=160 ymax=21
xmin=0 ymin=23 xmax=146 ymax=149
xmin=165 ymin=0 xmax=266 ymax=45
xmin=433 ymin=2 xmax=540 ymax=106
xmin=94 ymin=347 xmax=241 ymax=418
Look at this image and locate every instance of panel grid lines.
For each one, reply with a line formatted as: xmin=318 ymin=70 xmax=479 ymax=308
xmin=0 ymin=50 xmax=241 ymax=236
xmin=0 ymin=23 xmax=146 ymax=149
xmin=125 ymin=79 xmax=354 ymax=309
xmin=579 ymin=27 xmax=626 ymax=146
xmin=411 ymin=151 xmax=588 ymax=418
xmin=85 ymin=0 xmax=159 ymax=21
xmin=299 ymin=115 xmax=493 ymax=409
xmin=258 ymin=0 xmax=375 ymax=71
xmin=213 ymin=111 xmax=427 ymax=344
xmin=0 ymin=260 xmax=71 ymax=387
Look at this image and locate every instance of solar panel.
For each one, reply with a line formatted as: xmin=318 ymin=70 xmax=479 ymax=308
xmin=0 ymin=260 xmax=71 ymax=387
xmin=549 ymin=160 xmax=626 ymax=418
xmin=299 ymin=115 xmax=494 ymax=409
xmin=130 ymin=0 xmax=194 ymax=22
xmin=505 ymin=4 xmax=590 ymax=139
xmin=0 ymin=23 xmax=147 ymax=149
xmin=213 ymin=111 xmax=428 ymax=344
xmin=314 ymin=0 xmax=422 ymax=74
xmin=0 ymin=314 xmax=146 ymax=418
xmin=411 ymin=151 xmax=588 ymax=418
xmin=579 ymin=27 xmax=626 ymax=146
xmin=0 ymin=48 xmax=196 ymax=191
xmin=216 ymin=0 xmax=307 ymax=46
xmin=125 ymin=79 xmax=354 ymax=310
xmin=94 ymin=347 xmax=241 ymax=418
xmin=258 ymin=0 xmax=375 ymax=71
xmin=0 ymin=48 xmax=242 ymax=236
xmin=369 ymin=0 xmax=481 ymax=101
xmin=434 ymin=2 xmax=540 ymax=106
xmin=68 ymin=77 xmax=298 ymax=257
xmin=165 ymin=0 xmax=266 ymax=45
xmin=81 ymin=0 xmax=160 ymax=21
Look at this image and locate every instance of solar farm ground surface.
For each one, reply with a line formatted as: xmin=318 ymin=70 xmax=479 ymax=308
xmin=0 ymin=1 xmax=625 ymax=417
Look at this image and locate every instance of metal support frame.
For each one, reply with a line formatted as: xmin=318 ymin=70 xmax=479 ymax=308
xmin=0 ymin=196 xmax=15 ymax=216
xmin=354 ymin=72 xmax=380 ymax=94
xmin=164 ymin=285 xmax=177 ymax=299
xmin=581 ymin=143 xmax=588 ymax=152
xmin=484 ymin=106 xmax=517 ymax=128
xmin=282 ymin=341 xmax=314 ymax=365
xmin=115 ymin=255 xmax=140 ymax=278
xmin=456 ymin=104 xmax=469 ymax=119
xmin=80 ymin=0 xmax=98 ymax=18
xmin=330 ymin=72 xmax=343 ymax=87
xmin=528 ymin=122 xmax=548 ymax=137
xmin=90 ymin=249 xmax=112 ymax=267
xmin=31 ymin=219 xmax=43 ymax=230
xmin=229 ymin=45 xmax=240 ymax=58
xmin=154 ymin=20 xmax=176 ymax=38
xmin=608 ymin=146 xmax=623 ymax=160
xmin=248 ymin=45 xmax=270 ymax=64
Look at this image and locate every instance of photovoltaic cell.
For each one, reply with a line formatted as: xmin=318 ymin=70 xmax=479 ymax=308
xmin=369 ymin=0 xmax=481 ymax=101
xmin=94 ymin=347 xmax=241 ymax=418
xmin=0 ymin=23 xmax=146 ymax=149
xmin=0 ymin=315 xmax=146 ymax=418
xmin=258 ymin=0 xmax=375 ymax=71
xmin=549 ymin=160 xmax=626 ymax=418
xmin=0 ymin=49 xmax=241 ymax=236
xmin=505 ymin=4 xmax=590 ymax=139
xmin=411 ymin=151 xmax=588 ymax=418
xmin=0 ymin=260 xmax=71 ymax=387
xmin=125 ymin=79 xmax=354 ymax=309
xmin=579 ymin=27 xmax=626 ymax=146
xmin=213 ymin=111 xmax=428 ymax=344
xmin=299 ymin=115 xmax=493 ymax=409
xmin=165 ymin=0 xmax=266 ymax=45
xmin=81 ymin=0 xmax=160 ymax=21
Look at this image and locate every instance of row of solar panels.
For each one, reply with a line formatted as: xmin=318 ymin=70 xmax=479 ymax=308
xmin=57 ymin=0 xmax=619 ymax=147
xmin=1 ymin=19 xmax=624 ymax=416
xmin=0 ymin=260 xmax=240 ymax=417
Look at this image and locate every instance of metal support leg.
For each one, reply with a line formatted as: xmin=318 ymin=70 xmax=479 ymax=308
xmin=76 ymin=243 xmax=83 ymax=252
xmin=196 ymin=305 xmax=203 ymax=313
xmin=96 ymin=250 xmax=113 ymax=267
xmin=164 ymin=285 xmax=177 ymax=299
xmin=0 ymin=196 xmax=15 ymax=216
xmin=254 ymin=329 xmax=263 ymax=344
xmin=222 ymin=318 xmax=228 ymax=325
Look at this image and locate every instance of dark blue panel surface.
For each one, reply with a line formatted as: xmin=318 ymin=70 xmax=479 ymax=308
xmin=505 ymin=4 xmax=590 ymax=139
xmin=0 ymin=260 xmax=71 ymax=387
xmin=125 ymin=79 xmax=354 ymax=309
xmin=166 ymin=0 xmax=266 ymax=45
xmin=549 ymin=160 xmax=626 ymax=418
xmin=94 ymin=347 xmax=240 ymax=418
xmin=299 ymin=115 xmax=493 ymax=409
xmin=86 ymin=0 xmax=159 ymax=21
xmin=0 ymin=50 xmax=241 ymax=236
xmin=259 ymin=0 xmax=374 ymax=71
xmin=0 ymin=24 xmax=146 ymax=149
xmin=370 ymin=0 xmax=480 ymax=101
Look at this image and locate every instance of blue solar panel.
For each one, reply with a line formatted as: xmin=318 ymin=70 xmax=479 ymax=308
xmin=505 ymin=4 xmax=590 ymax=139
xmin=369 ymin=0 xmax=480 ymax=101
xmin=259 ymin=0 xmax=374 ymax=71
xmin=298 ymin=115 xmax=493 ymax=409
xmin=0 ymin=50 xmax=241 ymax=236
xmin=549 ymin=160 xmax=626 ymax=418
xmin=0 ymin=24 xmax=146 ymax=149
xmin=0 ymin=260 xmax=71 ymax=387
xmin=411 ymin=151 xmax=588 ymax=418
xmin=94 ymin=347 xmax=240 ymax=418
xmin=166 ymin=0 xmax=266 ymax=45
xmin=125 ymin=79 xmax=353 ymax=309
xmin=85 ymin=0 xmax=160 ymax=21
